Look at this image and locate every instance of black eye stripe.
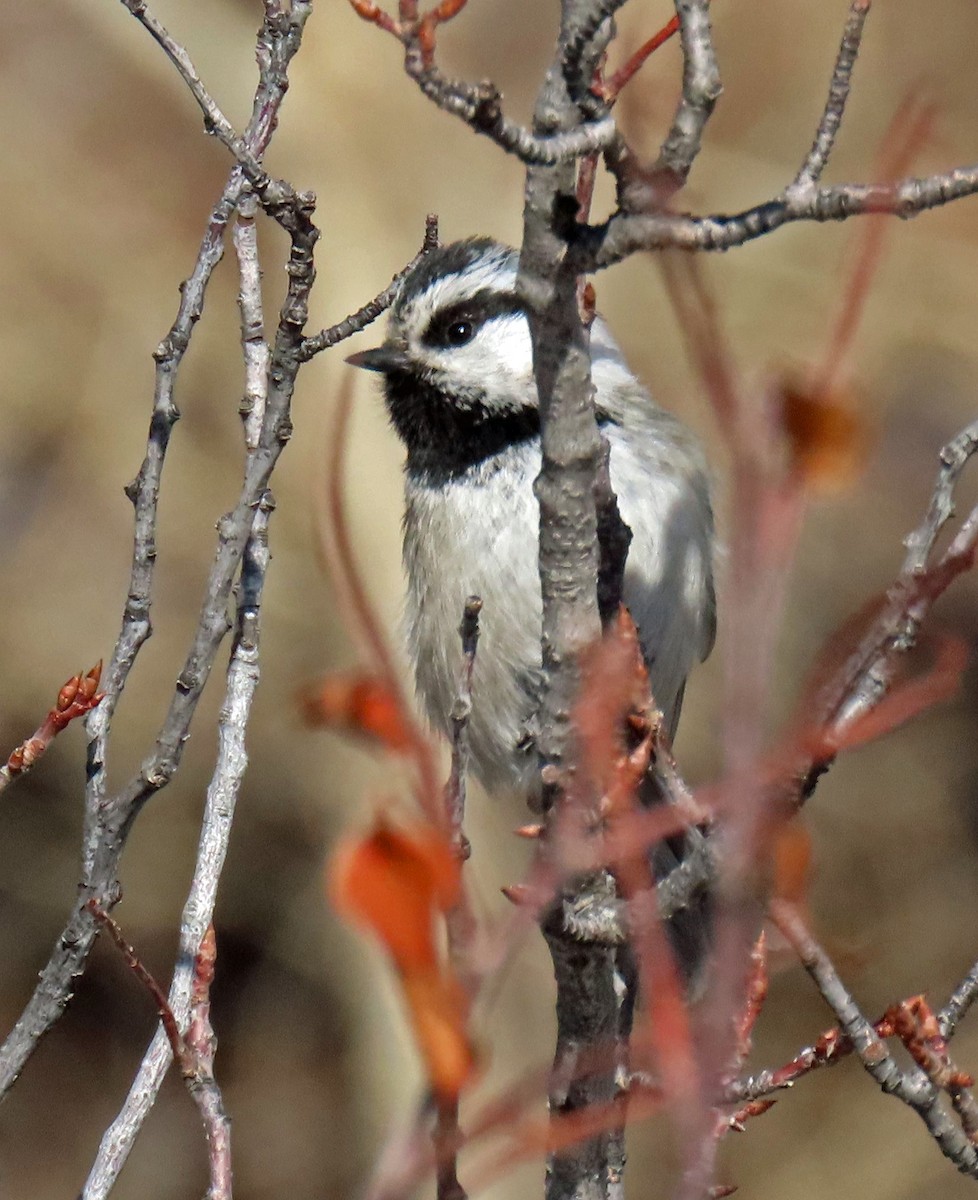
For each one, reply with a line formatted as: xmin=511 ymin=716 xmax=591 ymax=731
xmin=422 ymin=289 xmax=525 ymax=348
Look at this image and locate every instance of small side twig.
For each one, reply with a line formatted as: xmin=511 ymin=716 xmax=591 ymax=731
xmin=771 ymin=900 xmax=978 ymax=1178
xmin=650 ymin=0 xmax=721 ymax=192
xmin=436 ymin=595 xmax=482 ymax=1200
xmin=940 ymin=958 xmax=978 ymax=1040
xmin=348 ymin=0 xmax=618 ymax=166
xmin=792 ymin=0 xmax=872 ymax=190
xmin=0 ymin=663 xmax=104 ymax=794
xmin=87 ymin=904 xmax=232 ymax=1200
xmin=119 ymin=0 xmax=268 ymax=188
xmin=300 ymin=214 xmax=439 ymax=359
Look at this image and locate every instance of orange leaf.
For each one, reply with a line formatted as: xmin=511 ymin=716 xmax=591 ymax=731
xmin=772 ymin=823 xmax=812 ymax=906
xmin=779 ymin=382 xmax=869 ymax=493
xmin=302 ymin=672 xmax=415 ymax=754
xmin=403 ymin=969 xmax=476 ymax=1101
xmin=329 ymin=820 xmax=459 ymax=969
xmin=328 ymin=821 xmax=474 ymax=1099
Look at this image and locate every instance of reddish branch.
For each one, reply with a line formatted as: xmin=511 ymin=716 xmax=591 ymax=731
xmin=0 ymin=663 xmax=103 ymax=793
xmin=771 ymin=901 xmax=978 ymax=1177
xmin=88 ymin=904 xmax=232 ymax=1199
xmin=347 ymin=0 xmax=617 ymax=164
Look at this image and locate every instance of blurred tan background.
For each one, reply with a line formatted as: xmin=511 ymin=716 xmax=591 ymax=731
xmin=1 ymin=1 xmax=978 ymax=1197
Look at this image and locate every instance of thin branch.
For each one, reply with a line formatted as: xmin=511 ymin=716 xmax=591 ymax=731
xmin=119 ymin=0 xmax=270 ymax=189
xmin=436 ymin=596 xmax=482 ymax=1200
xmin=84 ymin=493 xmax=273 ymax=1197
xmin=233 ymin=190 xmax=270 ymax=453
xmin=584 ymin=161 xmax=978 ymax=264
xmin=792 ymin=0 xmax=872 ymax=190
xmin=0 ymin=0 xmax=313 ymax=1108
xmin=88 ymin=906 xmax=232 ymax=1200
xmin=0 ymin=664 xmax=103 ymax=794
xmin=649 ymin=0 xmax=721 ymax=191
xmin=349 ymin=0 xmax=618 ymax=165
xmin=300 ymin=213 xmax=440 ymax=359
xmin=941 ymin=958 xmax=978 ymax=1040
xmin=772 ymin=901 xmax=978 ymax=1179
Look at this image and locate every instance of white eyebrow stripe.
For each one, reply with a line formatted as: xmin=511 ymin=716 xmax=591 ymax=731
xmin=415 ymin=255 xmax=518 ymax=318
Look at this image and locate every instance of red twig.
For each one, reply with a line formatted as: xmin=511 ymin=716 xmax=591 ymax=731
xmin=88 ymin=903 xmax=232 ymax=1199
xmin=349 ymin=0 xmax=469 ymax=67
xmin=596 ymin=14 xmax=680 ymax=103
xmin=318 ymin=374 xmax=441 ymax=822
xmin=0 ymin=662 xmax=104 ymax=793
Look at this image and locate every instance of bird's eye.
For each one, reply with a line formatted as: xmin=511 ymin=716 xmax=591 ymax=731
xmin=446 ymin=320 xmax=475 ymax=347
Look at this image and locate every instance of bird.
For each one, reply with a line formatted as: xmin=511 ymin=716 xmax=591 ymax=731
xmin=347 ymin=236 xmax=715 ymax=969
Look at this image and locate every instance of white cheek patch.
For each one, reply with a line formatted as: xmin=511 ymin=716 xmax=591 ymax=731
xmin=440 ymin=315 xmax=535 ymax=410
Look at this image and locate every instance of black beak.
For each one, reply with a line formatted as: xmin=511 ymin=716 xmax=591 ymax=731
xmin=345 ymin=345 xmax=411 ymax=374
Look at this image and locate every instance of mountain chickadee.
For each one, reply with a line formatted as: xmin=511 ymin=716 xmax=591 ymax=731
xmin=349 ymin=237 xmax=715 ymax=810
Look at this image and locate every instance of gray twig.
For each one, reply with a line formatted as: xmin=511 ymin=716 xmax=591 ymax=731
xmin=0 ymin=0 xmax=313 ymax=1106
xmin=410 ymin=66 xmax=619 ymax=166
xmin=513 ymin=7 xmax=634 ymax=1198
xmin=941 ymin=957 xmax=978 ymax=1040
xmin=87 ymin=906 xmax=233 ymax=1199
xmin=583 ymin=163 xmax=978 ymax=266
xmin=300 ymin=213 xmax=440 ymax=359
xmin=436 ymin=596 xmax=482 ymax=1200
xmin=119 ymin=0 xmax=269 ymax=187
xmin=792 ymin=0 xmax=872 ymax=190
xmin=233 ymin=190 xmax=271 ymax=453
xmin=651 ymin=0 xmax=721 ymax=190
xmin=348 ymin=1 xmax=617 ymax=166
xmin=772 ymin=901 xmax=978 ymax=1179
xmin=84 ymin=494 xmax=273 ymax=1198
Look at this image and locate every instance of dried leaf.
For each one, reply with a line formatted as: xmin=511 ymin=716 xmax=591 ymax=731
xmin=302 ymin=672 xmax=415 ymax=754
xmin=329 ymin=820 xmax=459 ymax=966
xmin=772 ymin=823 xmax=813 ymax=906
xmin=328 ymin=821 xmax=474 ymax=1099
xmin=779 ymin=381 xmax=869 ymax=492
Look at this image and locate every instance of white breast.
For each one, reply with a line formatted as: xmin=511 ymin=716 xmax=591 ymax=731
xmin=402 ymin=411 xmax=714 ymax=798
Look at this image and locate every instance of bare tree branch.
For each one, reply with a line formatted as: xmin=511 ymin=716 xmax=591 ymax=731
xmin=0 ymin=0 xmax=313 ymax=1103
xmin=651 ymin=0 xmax=721 ymax=190
xmin=119 ymin=0 xmax=270 ymax=186
xmin=772 ymin=901 xmax=978 ymax=1179
xmin=84 ymin=493 xmax=273 ymax=1198
xmin=87 ymin=907 xmax=233 ymax=1200
xmin=348 ymin=0 xmax=618 ymax=165
xmin=792 ymin=0 xmax=872 ymax=190
xmin=300 ymin=213 xmax=440 ymax=359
